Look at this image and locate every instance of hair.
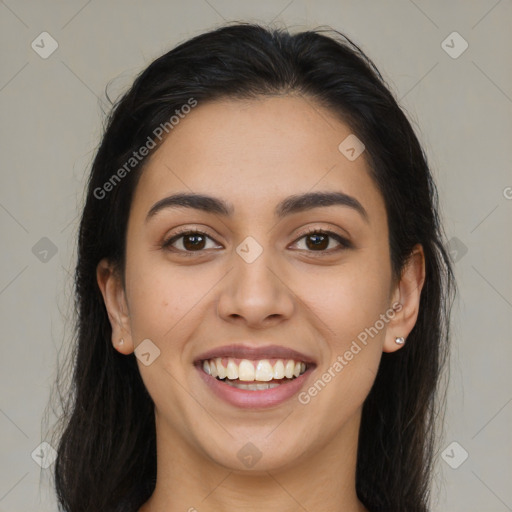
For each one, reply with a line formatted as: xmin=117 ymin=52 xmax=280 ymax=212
xmin=45 ymin=21 xmax=456 ymax=512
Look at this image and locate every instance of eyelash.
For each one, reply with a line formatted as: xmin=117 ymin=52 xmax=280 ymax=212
xmin=161 ymin=227 xmax=352 ymax=257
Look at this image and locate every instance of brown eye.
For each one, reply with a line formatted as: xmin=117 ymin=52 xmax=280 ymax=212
xmin=304 ymin=232 xmax=329 ymax=251
xmin=181 ymin=233 xmax=206 ymax=251
xmin=161 ymin=228 xmax=351 ymax=257
xmin=293 ymin=229 xmax=351 ymax=253
xmin=162 ymin=230 xmax=220 ymax=254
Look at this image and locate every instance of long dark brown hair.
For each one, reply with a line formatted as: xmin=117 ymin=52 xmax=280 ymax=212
xmin=43 ymin=22 xmax=456 ymax=511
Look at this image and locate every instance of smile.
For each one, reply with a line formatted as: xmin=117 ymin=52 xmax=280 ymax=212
xmin=202 ymin=357 xmax=308 ymax=390
xmin=195 ymin=357 xmax=316 ymax=408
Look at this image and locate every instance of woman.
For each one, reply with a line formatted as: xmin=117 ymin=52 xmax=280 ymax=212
xmin=47 ymin=22 xmax=455 ymax=511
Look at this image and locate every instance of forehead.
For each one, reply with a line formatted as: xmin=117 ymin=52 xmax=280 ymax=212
xmin=130 ymin=95 xmax=386 ymax=225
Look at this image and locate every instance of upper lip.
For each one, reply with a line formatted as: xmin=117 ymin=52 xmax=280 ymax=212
xmin=194 ymin=344 xmax=317 ymax=365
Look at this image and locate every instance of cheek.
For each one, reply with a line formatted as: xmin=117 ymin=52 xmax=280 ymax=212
xmin=296 ymin=264 xmax=389 ymax=425
xmin=124 ymin=256 xmax=208 ymax=346
xmin=293 ymin=257 xmax=391 ymax=347
xmin=124 ymin=259 xmax=209 ymax=421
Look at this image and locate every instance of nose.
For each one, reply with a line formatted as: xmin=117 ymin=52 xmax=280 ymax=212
xmin=216 ymin=243 xmax=295 ymax=328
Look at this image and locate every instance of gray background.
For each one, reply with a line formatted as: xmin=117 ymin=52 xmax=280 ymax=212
xmin=1 ymin=1 xmax=511 ymax=511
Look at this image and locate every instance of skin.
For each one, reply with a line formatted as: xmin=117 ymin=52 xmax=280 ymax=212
xmin=97 ymin=94 xmax=425 ymax=512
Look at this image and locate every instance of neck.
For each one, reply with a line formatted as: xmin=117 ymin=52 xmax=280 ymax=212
xmin=139 ymin=408 xmax=368 ymax=512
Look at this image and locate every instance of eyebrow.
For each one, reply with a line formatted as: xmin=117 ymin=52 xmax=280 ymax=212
xmin=145 ymin=191 xmax=369 ymax=224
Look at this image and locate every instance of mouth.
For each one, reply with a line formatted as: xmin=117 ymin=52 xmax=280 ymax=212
xmin=197 ymin=356 xmax=313 ymax=389
xmin=193 ymin=345 xmax=317 ymax=408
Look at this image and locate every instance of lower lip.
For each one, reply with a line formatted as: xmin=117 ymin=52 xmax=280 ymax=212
xmin=195 ymin=364 xmax=315 ymax=409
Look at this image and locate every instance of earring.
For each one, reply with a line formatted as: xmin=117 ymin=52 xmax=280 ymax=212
xmin=118 ymin=338 xmax=125 ymax=346
xmin=395 ymin=336 xmax=405 ymax=345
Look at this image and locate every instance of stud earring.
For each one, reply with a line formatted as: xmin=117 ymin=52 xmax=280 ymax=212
xmin=118 ymin=338 xmax=125 ymax=346
xmin=395 ymin=336 xmax=405 ymax=345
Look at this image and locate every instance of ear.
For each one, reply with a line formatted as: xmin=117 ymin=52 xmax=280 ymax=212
xmin=96 ymin=257 xmax=134 ymax=355
xmin=383 ymin=244 xmax=426 ymax=353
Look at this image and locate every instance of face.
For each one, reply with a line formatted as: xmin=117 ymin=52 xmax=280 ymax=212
xmin=98 ymin=95 xmax=421 ymax=474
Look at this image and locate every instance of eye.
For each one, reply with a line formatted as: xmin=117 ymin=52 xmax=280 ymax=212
xmin=161 ymin=229 xmax=221 ymax=255
xmin=161 ymin=227 xmax=352 ymax=256
xmin=291 ymin=228 xmax=352 ymax=253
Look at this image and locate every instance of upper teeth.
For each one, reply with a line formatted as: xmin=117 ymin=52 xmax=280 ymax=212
xmin=202 ymin=358 xmax=307 ymax=381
